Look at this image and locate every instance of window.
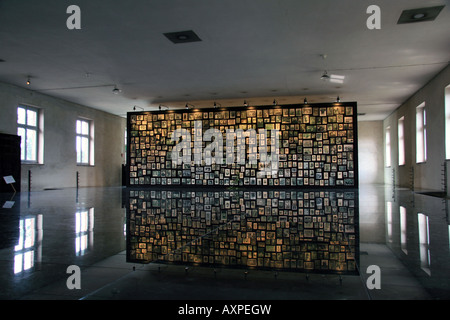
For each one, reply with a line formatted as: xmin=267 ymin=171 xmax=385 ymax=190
xmin=76 ymin=119 xmax=94 ymax=165
xmin=386 ymin=202 xmax=392 ymax=243
xmin=416 ymin=103 xmax=427 ymax=163
xmin=385 ymin=126 xmax=391 ymax=167
xmin=124 ymin=129 xmax=127 ymax=165
xmin=75 ymin=208 xmax=94 ymax=256
xmin=17 ymin=105 xmax=40 ymax=163
xmin=445 ymin=85 xmax=450 ymax=159
xmin=418 ymin=213 xmax=430 ymax=275
xmin=398 ymin=117 xmax=405 ymax=166
xmin=14 ymin=215 xmax=43 ymax=274
xmin=400 ymin=206 xmax=407 ymax=255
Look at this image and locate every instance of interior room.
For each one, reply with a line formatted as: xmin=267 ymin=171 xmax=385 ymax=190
xmin=0 ymin=0 xmax=449 ymax=304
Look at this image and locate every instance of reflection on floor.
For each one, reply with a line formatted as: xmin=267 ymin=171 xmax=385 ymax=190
xmin=0 ymin=184 xmax=449 ymax=300
xmin=127 ymin=188 xmax=359 ymax=275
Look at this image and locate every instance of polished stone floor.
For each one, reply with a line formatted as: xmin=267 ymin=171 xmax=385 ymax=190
xmin=0 ymin=184 xmax=449 ymax=300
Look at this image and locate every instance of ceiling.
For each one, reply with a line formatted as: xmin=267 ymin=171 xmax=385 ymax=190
xmin=0 ymin=0 xmax=449 ymax=121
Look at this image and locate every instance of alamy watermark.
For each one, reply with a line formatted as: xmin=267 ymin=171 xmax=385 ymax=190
xmin=66 ymin=265 xmax=81 ymax=290
xmin=366 ymin=265 xmax=381 ymax=290
xmin=367 ymin=5 xmax=381 ymax=30
xmin=170 ymin=121 xmax=280 ymax=177
xmin=66 ymin=5 xmax=381 ymax=31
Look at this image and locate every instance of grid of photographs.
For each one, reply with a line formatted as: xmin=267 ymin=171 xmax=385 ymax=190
xmin=127 ymin=189 xmax=359 ymax=274
xmin=127 ymin=103 xmax=357 ymax=188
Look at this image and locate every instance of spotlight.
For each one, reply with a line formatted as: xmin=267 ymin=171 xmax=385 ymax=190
xmin=273 ymin=99 xmax=277 ymax=105
xmin=26 ymin=76 xmax=31 ymax=85
xmin=214 ymin=102 xmax=221 ymax=108
xmin=244 ymin=100 xmax=248 ymax=107
xmin=336 ymin=96 xmax=341 ymax=103
xmin=304 ymin=98 xmax=308 ymax=104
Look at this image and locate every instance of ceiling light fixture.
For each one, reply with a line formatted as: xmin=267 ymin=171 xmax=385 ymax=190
xmin=214 ymin=102 xmax=221 ymax=108
xmin=26 ymin=76 xmax=31 ymax=85
xmin=330 ymin=74 xmax=345 ymax=84
xmin=320 ymin=71 xmax=330 ymax=81
xmin=336 ymin=96 xmax=341 ymax=103
xmin=321 ymin=71 xmax=345 ymax=83
xmin=304 ymin=98 xmax=308 ymax=104
xmin=185 ymin=103 xmax=195 ymax=110
xmin=397 ymin=5 xmax=445 ymax=24
xmin=273 ymin=99 xmax=277 ymax=105
xmin=112 ymin=86 xmax=121 ymax=94
xmin=244 ymin=100 xmax=248 ymax=107
xmin=320 ymin=54 xmax=345 ymax=84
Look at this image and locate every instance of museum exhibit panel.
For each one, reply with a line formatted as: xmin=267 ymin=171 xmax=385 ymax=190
xmin=125 ymin=102 xmax=359 ymax=275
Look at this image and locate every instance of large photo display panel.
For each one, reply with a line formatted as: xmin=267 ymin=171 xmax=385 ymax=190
xmin=127 ymin=102 xmax=358 ymax=188
xmin=126 ymin=189 xmax=359 ymax=274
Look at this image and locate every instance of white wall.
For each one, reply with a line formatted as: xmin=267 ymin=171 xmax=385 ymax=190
xmin=383 ymin=64 xmax=450 ymax=192
xmin=358 ymin=120 xmax=384 ymax=185
xmin=0 ymin=81 xmax=126 ymax=191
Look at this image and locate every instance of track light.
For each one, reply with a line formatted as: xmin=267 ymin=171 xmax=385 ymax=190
xmin=214 ymin=102 xmax=221 ymax=108
xmin=26 ymin=76 xmax=31 ymax=85
xmin=273 ymin=99 xmax=277 ymax=105
xmin=304 ymin=98 xmax=308 ymax=104
xmin=185 ymin=103 xmax=195 ymax=110
xmin=336 ymin=96 xmax=341 ymax=103
xmin=244 ymin=100 xmax=248 ymax=107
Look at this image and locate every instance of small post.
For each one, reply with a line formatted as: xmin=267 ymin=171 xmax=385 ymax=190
xmin=28 ymin=170 xmax=31 ymax=192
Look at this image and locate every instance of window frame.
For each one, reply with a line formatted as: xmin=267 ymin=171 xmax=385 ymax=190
xmin=76 ymin=118 xmax=94 ymax=166
xmin=416 ymin=103 xmax=427 ymax=164
xmin=17 ymin=105 xmax=40 ymax=164
xmin=385 ymin=126 xmax=391 ymax=167
xmin=398 ymin=117 xmax=405 ymax=166
xmin=445 ymin=85 xmax=450 ymax=160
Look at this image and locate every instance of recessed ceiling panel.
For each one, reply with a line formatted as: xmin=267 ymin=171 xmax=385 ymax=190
xmin=397 ymin=5 xmax=445 ymax=24
xmin=163 ymin=30 xmax=202 ymax=44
